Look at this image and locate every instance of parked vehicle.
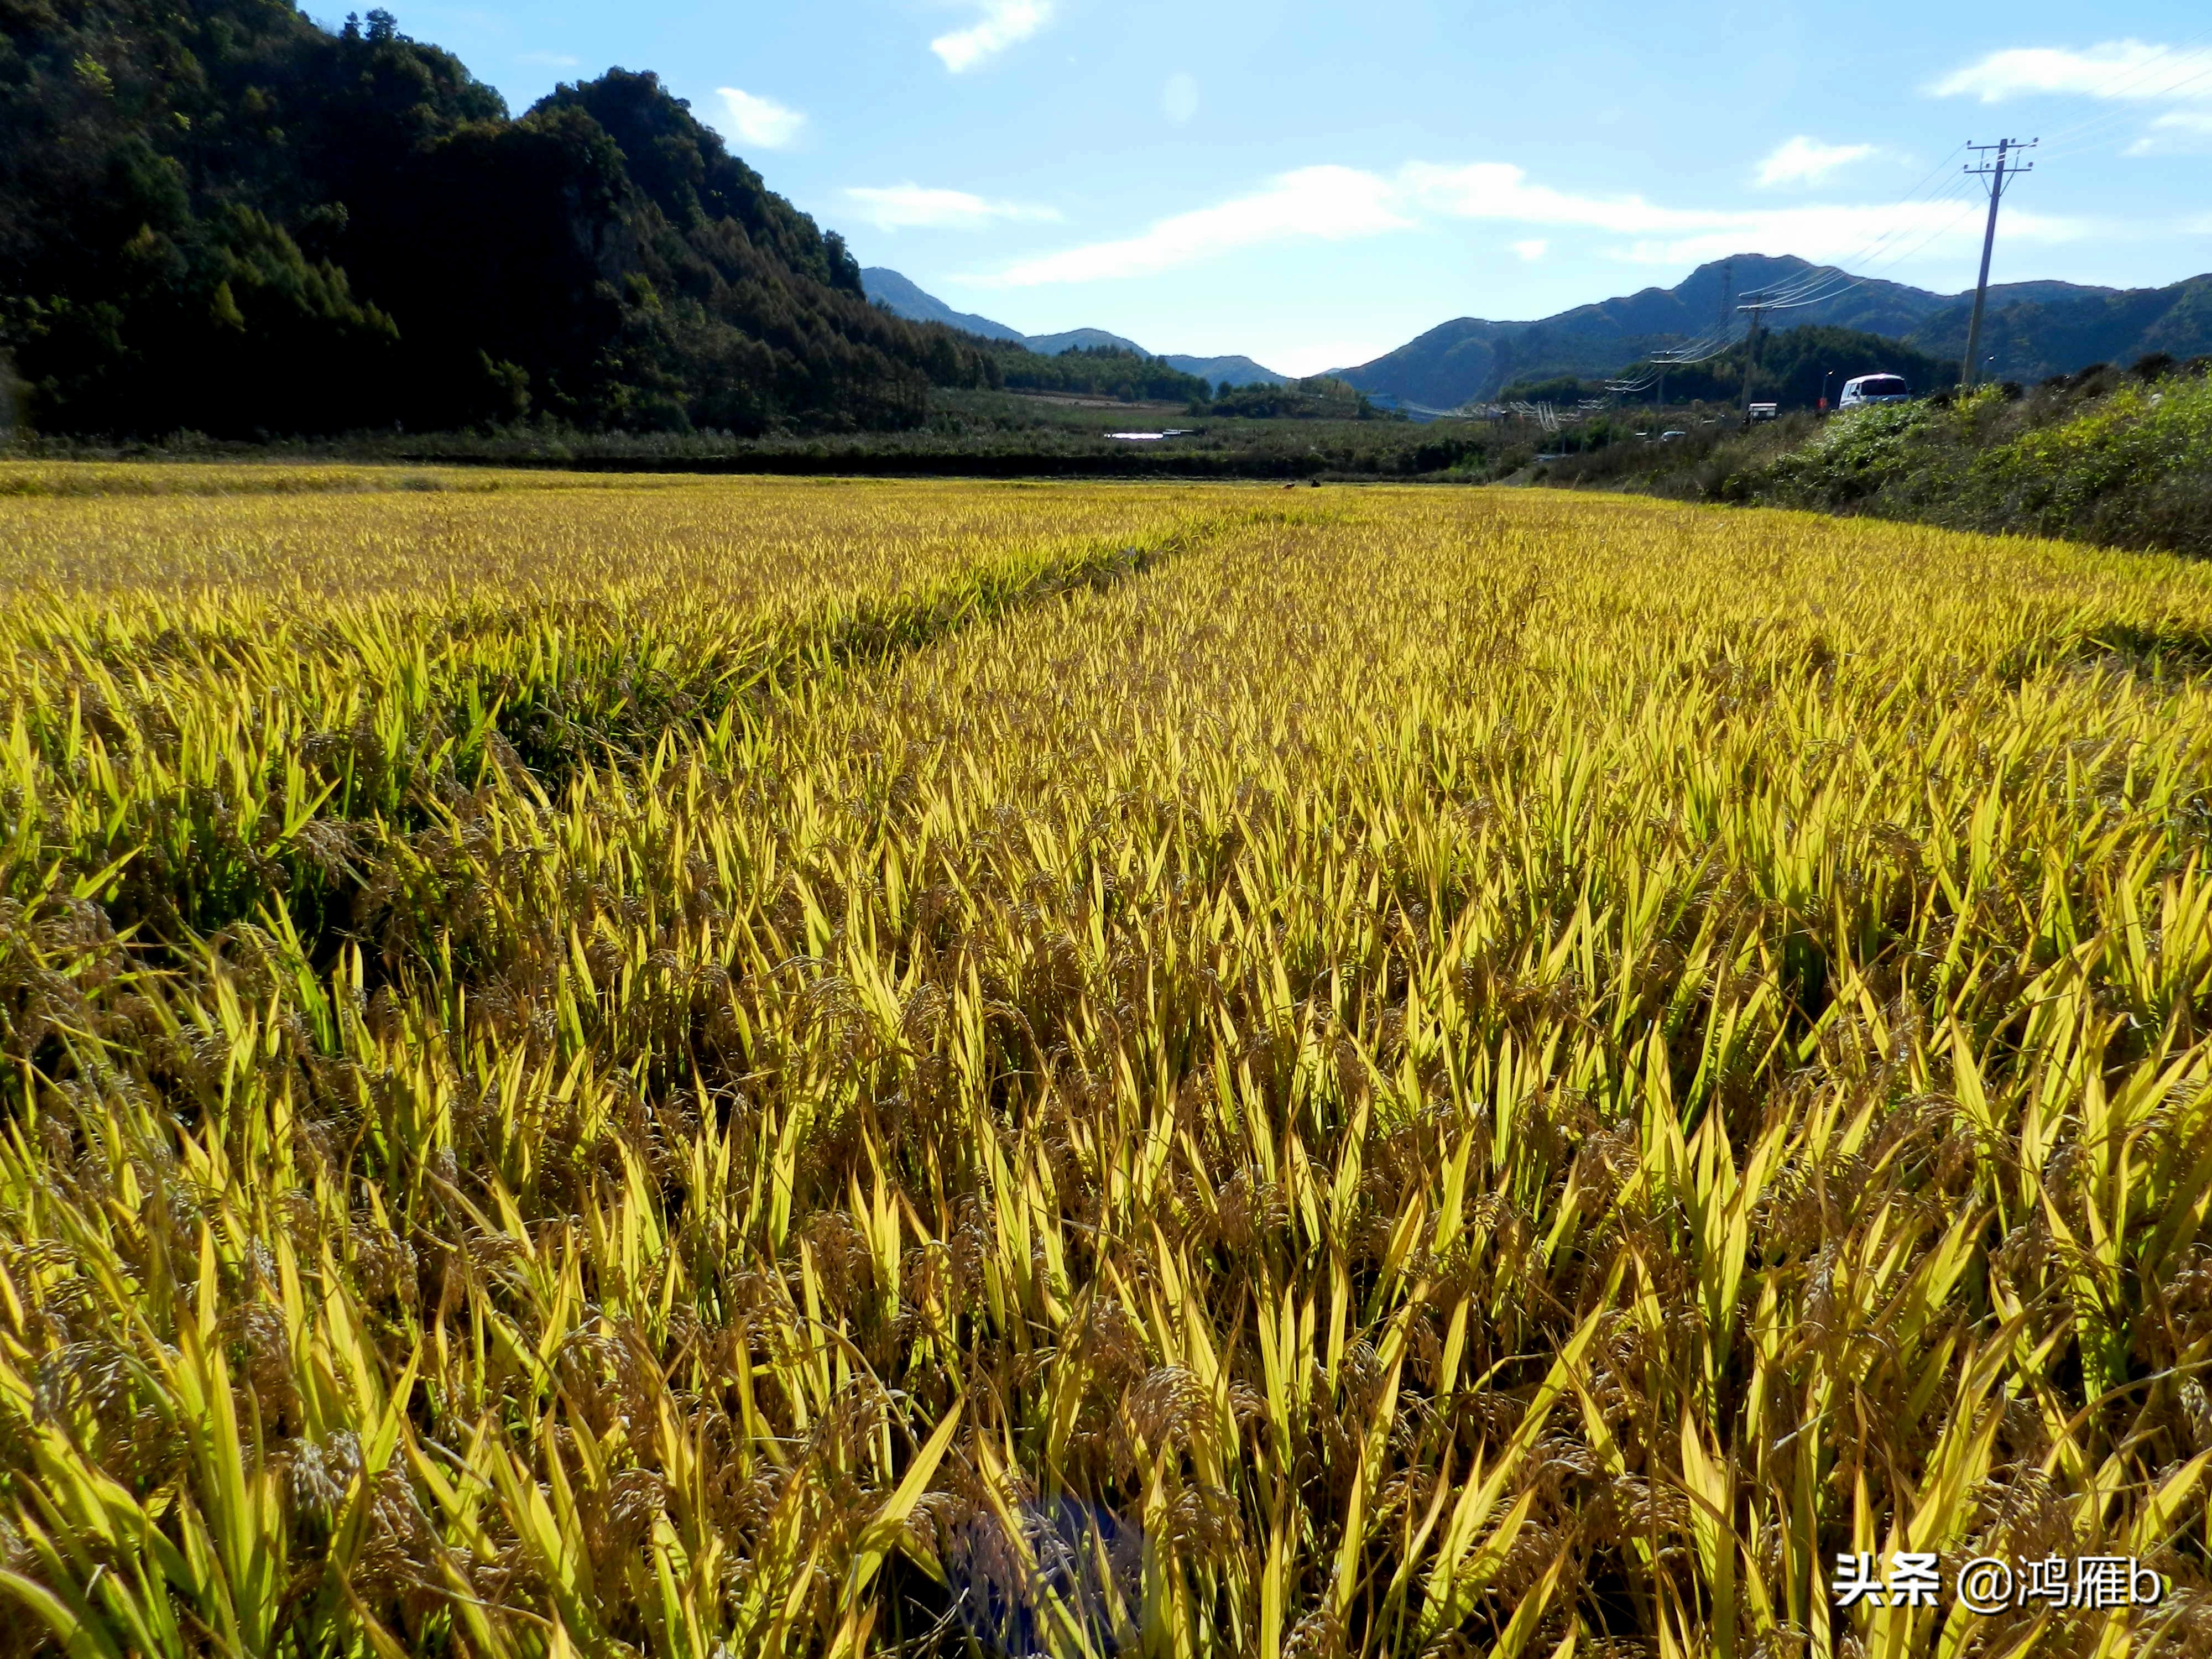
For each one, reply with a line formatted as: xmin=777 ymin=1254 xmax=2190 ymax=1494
xmin=1840 ymin=373 xmax=1912 ymax=409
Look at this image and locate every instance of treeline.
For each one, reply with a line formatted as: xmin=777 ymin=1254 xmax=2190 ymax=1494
xmin=1207 ymin=375 xmax=1392 ymax=420
xmin=986 ymin=342 xmax=1212 ymax=402
xmin=1610 ymin=326 xmax=1956 ymax=410
xmin=0 ymin=3 xmax=1005 ymax=436
xmin=4 ymin=390 xmax=1510 ymax=479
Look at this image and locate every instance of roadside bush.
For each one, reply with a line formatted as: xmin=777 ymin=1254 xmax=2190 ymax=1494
xmin=1553 ymin=360 xmax=2212 ymax=557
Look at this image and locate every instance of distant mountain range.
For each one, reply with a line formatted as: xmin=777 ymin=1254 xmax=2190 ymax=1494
xmin=1332 ymin=255 xmax=2212 ymax=409
xmin=861 ymin=268 xmax=1289 ymax=388
xmin=859 ymin=267 xmax=1029 ymax=344
xmin=868 ymin=255 xmax=2212 ymax=416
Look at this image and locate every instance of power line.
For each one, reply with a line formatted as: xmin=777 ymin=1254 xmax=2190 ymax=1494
xmin=1742 ymin=144 xmax=1975 ymax=308
xmin=1751 ymin=173 xmax=1986 ymax=321
xmin=2036 ymin=61 xmax=2212 ymax=163
xmin=1669 ymin=150 xmax=1976 ymax=331
xmin=1648 ymin=319 xmax=1749 ymax=369
xmin=1851 ymin=181 xmax=1986 ymax=276
xmin=1604 ymin=171 xmax=1981 ymax=394
xmin=1756 ymin=207 xmax=1981 ymax=314
xmin=1655 ymin=325 xmax=1741 ymax=362
xmin=1752 ymin=168 xmax=1980 ymax=310
xmin=2034 ymin=33 xmax=2212 ymax=148
xmin=1976 ymin=34 xmax=2212 ymax=169
xmin=1578 ymin=121 xmax=2051 ymax=399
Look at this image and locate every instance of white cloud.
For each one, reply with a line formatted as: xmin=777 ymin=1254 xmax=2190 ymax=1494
xmin=1613 ymin=200 xmax=2085 ymax=268
xmin=1398 ymin=161 xmax=1709 ymax=234
xmin=2128 ymin=106 xmax=2212 ymax=155
xmin=986 ymin=166 xmax=1415 ymax=285
xmin=1933 ymin=40 xmax=2212 ymax=156
xmin=1511 ymin=239 xmax=1548 ymax=261
xmin=1755 ymin=136 xmax=1877 ymax=187
xmin=1930 ymin=39 xmax=2212 ymax=103
xmin=932 ymin=1 xmax=1053 ymax=74
xmin=975 ymin=157 xmax=2094 ymax=286
xmin=1399 ymin=161 xmax=2085 ymax=265
xmin=717 ymin=88 xmax=806 ymax=150
xmin=842 ymin=184 xmax=1062 ymax=232
xmin=1161 ymin=72 xmax=1199 ymax=126
xmin=519 ymin=51 xmax=580 ymax=69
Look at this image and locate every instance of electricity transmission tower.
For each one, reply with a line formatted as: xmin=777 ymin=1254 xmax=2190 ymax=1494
xmin=1960 ymin=138 xmax=2035 ymax=389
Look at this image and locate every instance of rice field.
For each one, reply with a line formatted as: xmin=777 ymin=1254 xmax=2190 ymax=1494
xmin=4 ymin=467 xmax=2212 ymax=1658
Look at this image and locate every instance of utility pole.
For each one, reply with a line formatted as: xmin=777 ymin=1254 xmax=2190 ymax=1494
xmin=1738 ymin=291 xmax=1766 ymax=424
xmin=1960 ymin=137 xmax=2034 ymax=390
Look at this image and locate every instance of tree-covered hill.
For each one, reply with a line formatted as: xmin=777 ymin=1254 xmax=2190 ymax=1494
xmin=1906 ymin=276 xmax=2212 ymax=385
xmin=0 ymin=3 xmax=1001 ymax=435
xmin=1336 ymin=254 xmax=2211 ymax=411
xmin=1207 ymin=375 xmax=1389 ymax=420
xmin=985 ymin=341 xmax=1213 ymax=403
xmin=1332 ymin=257 xmax=1955 ymax=409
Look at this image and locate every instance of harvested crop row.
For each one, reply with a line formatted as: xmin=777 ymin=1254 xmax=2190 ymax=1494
xmin=4 ymin=472 xmax=2212 ymax=1658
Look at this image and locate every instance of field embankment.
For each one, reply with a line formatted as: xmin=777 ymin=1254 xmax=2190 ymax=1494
xmin=4 ymin=472 xmax=2212 ymax=1656
xmin=1537 ymin=357 xmax=2212 ymax=557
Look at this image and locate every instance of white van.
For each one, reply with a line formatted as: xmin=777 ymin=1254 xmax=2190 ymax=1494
xmin=1839 ymin=373 xmax=1911 ymax=409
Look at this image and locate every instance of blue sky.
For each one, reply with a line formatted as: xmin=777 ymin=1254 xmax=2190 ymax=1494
xmin=383 ymin=2 xmax=2212 ymax=375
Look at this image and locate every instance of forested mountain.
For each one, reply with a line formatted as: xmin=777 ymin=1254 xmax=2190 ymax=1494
xmin=0 ymin=3 xmax=1000 ymax=435
xmin=1905 ymin=277 xmax=2212 ymax=384
xmin=1025 ymin=326 xmax=1148 ymax=357
xmin=858 ymin=265 xmax=1026 ymax=342
xmin=978 ymin=340 xmax=1212 ymax=402
xmin=1336 ymin=255 xmax=2206 ymax=410
xmin=1165 ymin=354 xmax=1286 ymax=390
